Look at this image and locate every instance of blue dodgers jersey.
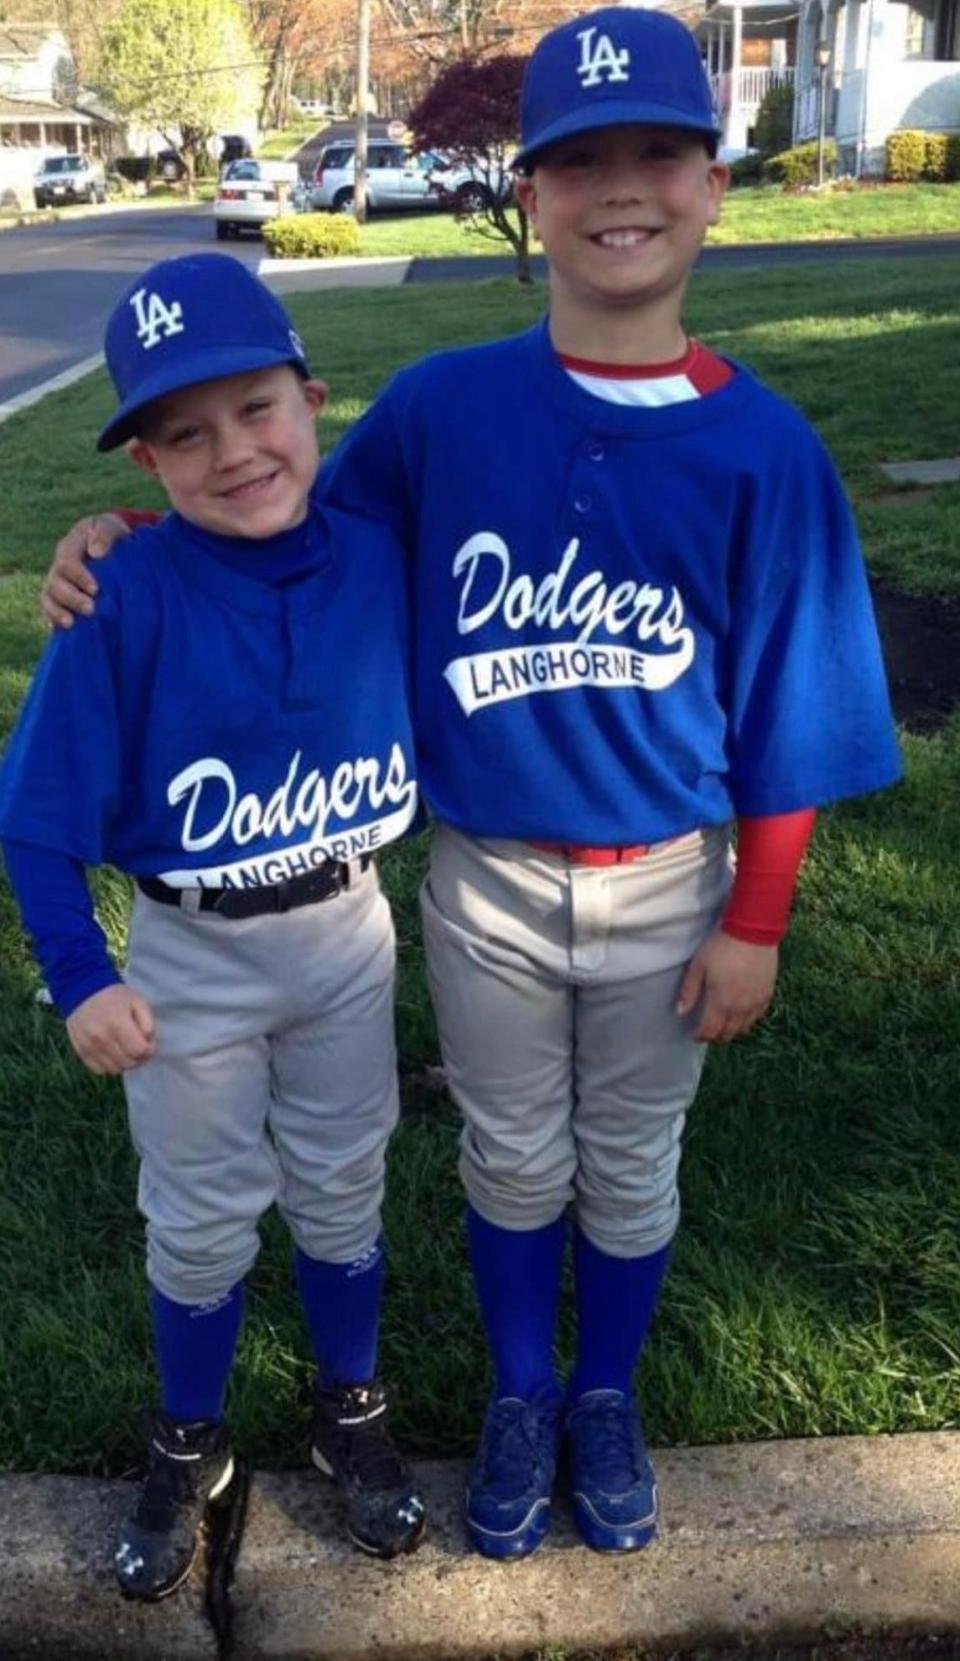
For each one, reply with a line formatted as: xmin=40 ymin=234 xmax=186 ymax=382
xmin=0 ymin=507 xmax=417 ymax=886
xmin=321 ymin=320 xmax=901 ymax=843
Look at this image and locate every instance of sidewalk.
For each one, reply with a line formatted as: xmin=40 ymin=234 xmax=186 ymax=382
xmin=2 ymin=1430 xmax=958 ymax=1660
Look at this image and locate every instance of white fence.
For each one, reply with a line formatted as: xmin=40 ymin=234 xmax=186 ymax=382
xmin=710 ymin=65 xmax=795 ymax=116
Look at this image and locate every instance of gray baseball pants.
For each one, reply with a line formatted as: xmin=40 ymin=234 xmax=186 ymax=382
xmin=420 ymin=823 xmax=732 ymax=1258
xmin=123 ymin=865 xmax=398 ymax=1304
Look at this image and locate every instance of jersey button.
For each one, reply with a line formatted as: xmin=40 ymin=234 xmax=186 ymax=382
xmin=586 ymin=442 xmax=605 ymax=462
xmin=573 ymin=493 xmax=592 ymax=514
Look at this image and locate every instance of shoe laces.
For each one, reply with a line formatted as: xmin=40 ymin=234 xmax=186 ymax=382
xmin=478 ymin=1396 xmax=558 ymax=1497
xmin=573 ymin=1394 xmax=644 ymax=1486
xmin=324 ymin=1385 xmax=407 ymax=1489
xmin=135 ymin=1419 xmax=219 ymax=1531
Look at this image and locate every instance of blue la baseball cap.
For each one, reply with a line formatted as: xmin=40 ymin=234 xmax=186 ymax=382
xmin=98 ymin=253 xmax=310 ymax=452
xmin=515 ymin=6 xmax=719 ymax=170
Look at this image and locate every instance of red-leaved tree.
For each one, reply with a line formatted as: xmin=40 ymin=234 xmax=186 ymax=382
xmin=408 ymin=53 xmax=532 ymax=283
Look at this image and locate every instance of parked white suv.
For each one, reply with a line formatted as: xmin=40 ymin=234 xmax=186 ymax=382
xmin=310 ymin=142 xmax=504 ymax=214
xmin=34 ymin=153 xmax=106 ymax=208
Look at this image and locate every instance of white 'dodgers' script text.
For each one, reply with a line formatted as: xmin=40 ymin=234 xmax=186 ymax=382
xmin=443 ymin=533 xmax=695 ymax=716
xmin=158 ymin=743 xmax=417 ymax=887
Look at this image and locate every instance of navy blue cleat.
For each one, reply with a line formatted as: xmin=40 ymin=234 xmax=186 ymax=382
xmin=564 ymin=1389 xmax=658 ymax=1553
xmin=114 ymin=1413 xmax=236 ymax=1600
xmin=466 ymin=1387 xmax=562 ymax=1559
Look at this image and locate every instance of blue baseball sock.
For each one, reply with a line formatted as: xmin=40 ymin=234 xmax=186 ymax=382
xmin=568 ymin=1228 xmax=671 ymax=1401
xmin=466 ymin=1206 xmax=566 ymax=1402
xmin=294 ymin=1242 xmax=384 ymax=1387
xmin=150 ymin=1283 xmax=245 ymax=1423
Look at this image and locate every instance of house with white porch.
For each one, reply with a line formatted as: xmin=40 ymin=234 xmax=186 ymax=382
xmin=695 ymin=0 xmax=960 ymax=171
xmin=696 ymin=0 xmax=799 ymax=153
xmin=0 ymin=23 xmax=116 ymax=157
xmin=792 ymin=0 xmax=960 ymax=172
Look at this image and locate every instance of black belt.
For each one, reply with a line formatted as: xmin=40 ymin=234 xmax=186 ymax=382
xmin=137 ymin=856 xmax=371 ymax=921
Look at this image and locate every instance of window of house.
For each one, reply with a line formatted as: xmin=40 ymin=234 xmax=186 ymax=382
xmin=905 ymin=5 xmax=927 ymax=54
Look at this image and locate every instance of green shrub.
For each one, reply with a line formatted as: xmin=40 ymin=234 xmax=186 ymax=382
xmin=885 ymin=128 xmax=927 ymax=181
xmin=923 ymin=131 xmax=948 ymax=179
xmin=729 ymin=151 xmax=765 ymax=187
xmin=886 ymin=128 xmax=960 ymax=181
xmin=753 ymin=81 xmax=795 ymax=157
xmin=262 ymin=212 xmax=361 ymax=259
xmin=763 ymin=140 xmax=837 ymax=186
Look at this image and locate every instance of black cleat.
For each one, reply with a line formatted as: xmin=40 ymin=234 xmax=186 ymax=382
xmin=114 ymin=1412 xmax=236 ymax=1601
xmin=311 ymin=1379 xmax=426 ymax=1559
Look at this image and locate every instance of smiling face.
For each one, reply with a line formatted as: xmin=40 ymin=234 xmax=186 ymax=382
xmin=128 ymin=365 xmax=327 ymax=539
xmin=515 ymin=125 xmax=728 ymax=355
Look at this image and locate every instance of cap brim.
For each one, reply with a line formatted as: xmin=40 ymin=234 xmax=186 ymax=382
xmin=514 ymin=101 xmax=720 ymax=170
xmin=97 ymin=345 xmax=309 ymax=452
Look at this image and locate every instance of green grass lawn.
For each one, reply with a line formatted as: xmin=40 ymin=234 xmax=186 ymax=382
xmin=345 ymin=181 xmax=960 ymax=259
xmin=257 ymin=120 xmax=328 ymax=160
xmin=711 ymin=179 xmax=960 ymax=242
xmin=1 ymin=257 xmax=959 ymax=1475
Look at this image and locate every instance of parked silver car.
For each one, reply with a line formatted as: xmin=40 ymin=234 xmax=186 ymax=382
xmin=310 ymin=141 xmax=506 ymax=214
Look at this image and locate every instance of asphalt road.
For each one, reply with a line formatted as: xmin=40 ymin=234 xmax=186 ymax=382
xmin=0 ymin=204 xmax=254 ymax=405
xmin=2 ymin=202 xmax=958 ymax=408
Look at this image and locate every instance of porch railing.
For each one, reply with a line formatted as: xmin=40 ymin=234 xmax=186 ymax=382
xmin=710 ymin=64 xmax=795 ymax=115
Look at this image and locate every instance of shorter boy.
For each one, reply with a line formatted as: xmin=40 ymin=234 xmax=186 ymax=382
xmin=0 ymin=255 xmax=425 ymax=1597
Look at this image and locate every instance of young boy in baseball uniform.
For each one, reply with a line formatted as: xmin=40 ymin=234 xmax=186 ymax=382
xmin=1 ymin=254 xmax=426 ymax=1598
xmin=42 ymin=10 xmax=901 ymax=1563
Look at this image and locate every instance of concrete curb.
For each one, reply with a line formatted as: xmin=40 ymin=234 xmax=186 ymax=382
xmin=257 ymin=255 xmax=412 ymax=293
xmin=0 ymin=352 xmax=105 ymax=426
xmin=2 ymin=1431 xmax=959 ymax=1659
xmin=0 ymin=198 xmax=209 ymax=233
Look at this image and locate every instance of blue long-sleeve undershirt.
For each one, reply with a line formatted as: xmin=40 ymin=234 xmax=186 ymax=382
xmin=2 ymin=838 xmax=119 ymax=1017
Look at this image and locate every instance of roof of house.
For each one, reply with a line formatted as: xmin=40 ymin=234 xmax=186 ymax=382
xmin=0 ymin=91 xmax=91 ymax=124
xmin=0 ymin=24 xmax=67 ymax=61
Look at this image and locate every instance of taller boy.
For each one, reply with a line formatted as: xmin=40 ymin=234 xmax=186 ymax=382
xmin=322 ymin=6 xmax=900 ymax=1559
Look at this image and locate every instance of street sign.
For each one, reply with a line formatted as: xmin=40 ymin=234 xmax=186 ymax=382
xmin=387 ymin=119 xmax=407 ymax=142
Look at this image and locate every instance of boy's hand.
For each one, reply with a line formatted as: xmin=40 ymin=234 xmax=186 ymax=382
xmin=41 ymin=514 xmax=130 ymax=630
xmin=676 ymin=929 xmax=778 ymax=1043
xmin=66 ymin=984 xmax=156 ymax=1075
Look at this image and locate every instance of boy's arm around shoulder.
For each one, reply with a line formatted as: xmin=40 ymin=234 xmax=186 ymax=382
xmin=317 ymin=371 xmax=419 ymax=550
xmin=41 ymin=508 xmax=161 ymax=628
xmin=724 ymin=401 xmax=902 ymax=816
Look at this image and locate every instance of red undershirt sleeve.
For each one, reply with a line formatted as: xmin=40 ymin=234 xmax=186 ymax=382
xmin=721 ymin=808 xmax=817 ymax=946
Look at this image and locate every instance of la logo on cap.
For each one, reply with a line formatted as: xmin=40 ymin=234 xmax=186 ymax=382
xmin=129 ymin=286 xmax=185 ymax=351
xmin=576 ymin=25 xmax=630 ymax=87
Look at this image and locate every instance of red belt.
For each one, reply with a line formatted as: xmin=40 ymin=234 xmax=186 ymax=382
xmin=528 ymin=841 xmax=652 ymax=866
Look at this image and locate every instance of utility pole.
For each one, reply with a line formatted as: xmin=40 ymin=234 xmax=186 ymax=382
xmin=460 ymin=0 xmax=470 ymax=50
xmin=355 ymin=0 xmax=370 ymax=223
xmin=815 ymin=38 xmax=832 ymax=187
